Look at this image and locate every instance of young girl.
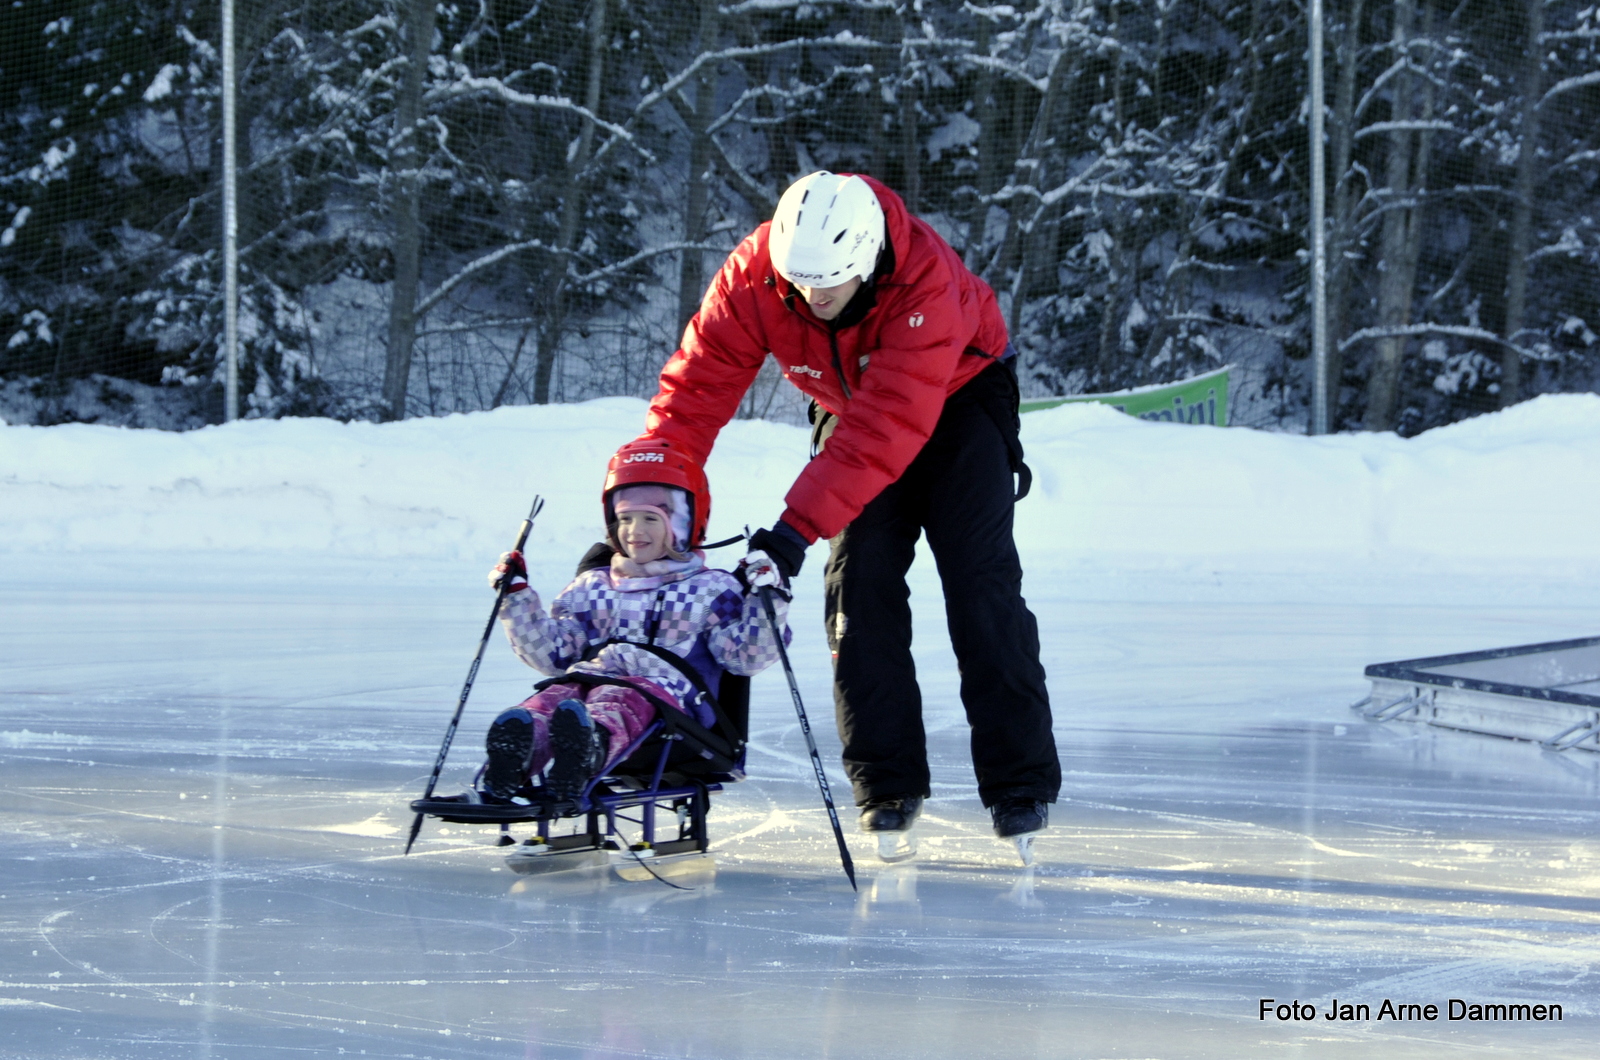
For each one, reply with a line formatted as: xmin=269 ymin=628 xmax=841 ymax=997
xmin=476 ymin=440 xmax=789 ymax=802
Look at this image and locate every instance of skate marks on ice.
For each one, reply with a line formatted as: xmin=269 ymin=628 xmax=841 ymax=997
xmin=0 ymin=762 xmax=732 ymax=1057
xmin=10 ymin=721 xmax=1600 ymax=1057
xmin=3 ymin=792 xmax=1595 ymax=1056
xmin=0 ymin=788 xmax=1089 ymax=1059
xmin=7 ymin=575 xmax=1600 ymax=1055
xmin=726 ymin=706 xmax=1600 ymax=1039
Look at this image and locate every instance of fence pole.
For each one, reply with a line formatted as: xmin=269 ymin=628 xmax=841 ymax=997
xmin=221 ymin=0 xmax=239 ymax=422
xmin=1308 ymin=0 xmax=1329 ymax=435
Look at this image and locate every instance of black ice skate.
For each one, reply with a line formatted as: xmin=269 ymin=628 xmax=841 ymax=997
xmin=859 ymin=796 xmax=922 ymax=862
xmin=990 ymin=798 xmax=1047 ymax=866
xmin=546 ymin=699 xmax=607 ymax=801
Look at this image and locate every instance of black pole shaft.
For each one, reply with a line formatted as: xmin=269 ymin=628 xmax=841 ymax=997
xmin=405 ymin=495 xmax=544 ymax=854
xmin=758 ymin=586 xmax=856 ymax=891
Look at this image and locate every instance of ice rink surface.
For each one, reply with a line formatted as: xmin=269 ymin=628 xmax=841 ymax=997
xmin=4 ymin=555 xmax=1599 ymax=1059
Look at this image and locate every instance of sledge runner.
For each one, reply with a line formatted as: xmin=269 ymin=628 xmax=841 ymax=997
xmin=473 ymin=441 xmax=791 ymax=807
xmin=636 ymin=171 xmax=1059 ymax=865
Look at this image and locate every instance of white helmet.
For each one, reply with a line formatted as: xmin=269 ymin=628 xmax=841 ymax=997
xmin=769 ymin=172 xmax=885 ymax=287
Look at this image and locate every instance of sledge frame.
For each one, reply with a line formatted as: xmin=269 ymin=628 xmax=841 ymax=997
xmin=1354 ymin=635 xmax=1600 ymax=752
xmin=411 ymin=714 xmax=736 ymax=871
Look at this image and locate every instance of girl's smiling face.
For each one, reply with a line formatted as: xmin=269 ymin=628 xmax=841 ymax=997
xmin=616 ymin=509 xmax=671 ymax=563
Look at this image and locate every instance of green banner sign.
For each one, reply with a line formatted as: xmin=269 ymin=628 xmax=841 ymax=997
xmin=1020 ymin=365 xmax=1230 ymax=426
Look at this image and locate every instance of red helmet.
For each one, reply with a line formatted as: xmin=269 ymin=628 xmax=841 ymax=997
xmin=603 ymin=439 xmax=711 ymax=550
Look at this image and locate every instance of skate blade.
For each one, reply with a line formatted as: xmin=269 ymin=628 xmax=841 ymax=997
xmin=504 ymin=847 xmax=609 ymax=876
xmin=1012 ymin=833 xmax=1037 ymax=867
xmin=876 ymin=830 xmax=918 ymax=863
xmin=611 ymin=851 xmax=716 ymax=886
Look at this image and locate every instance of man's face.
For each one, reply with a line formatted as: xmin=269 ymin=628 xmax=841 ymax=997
xmin=795 ymin=277 xmax=863 ymax=322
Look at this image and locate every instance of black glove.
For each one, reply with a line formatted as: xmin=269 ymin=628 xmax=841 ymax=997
xmin=574 ymin=541 xmax=615 ymax=576
xmin=748 ymin=521 xmax=808 ymax=582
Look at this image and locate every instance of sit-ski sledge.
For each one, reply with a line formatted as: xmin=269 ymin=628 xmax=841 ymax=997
xmin=412 ymin=666 xmax=751 ymax=882
xmin=404 ymin=495 xmax=858 ymax=887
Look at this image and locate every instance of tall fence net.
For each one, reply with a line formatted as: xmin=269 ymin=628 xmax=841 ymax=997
xmin=2 ymin=0 xmax=1598 ymax=434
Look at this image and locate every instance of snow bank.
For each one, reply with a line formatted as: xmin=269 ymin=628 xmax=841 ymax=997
xmin=1018 ymin=393 xmax=1600 ymax=573
xmin=4 ymin=394 xmax=1599 ymax=577
xmin=0 ymin=399 xmax=799 ymax=569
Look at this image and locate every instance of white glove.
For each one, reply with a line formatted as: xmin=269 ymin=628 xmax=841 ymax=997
xmin=739 ymin=549 xmax=784 ymax=591
xmin=488 ymin=550 xmax=529 ymax=592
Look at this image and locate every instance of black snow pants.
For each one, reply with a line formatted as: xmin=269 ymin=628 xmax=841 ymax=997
xmin=817 ymin=358 xmax=1061 ymax=809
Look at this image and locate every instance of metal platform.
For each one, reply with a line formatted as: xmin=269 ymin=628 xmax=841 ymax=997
xmin=1354 ymin=635 xmax=1600 ymax=752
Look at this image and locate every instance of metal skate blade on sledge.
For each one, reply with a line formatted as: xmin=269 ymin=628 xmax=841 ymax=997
xmin=506 ymin=837 xmax=716 ymax=886
xmin=610 ymin=847 xmax=717 ymax=886
xmin=504 ymin=841 xmax=610 ymax=876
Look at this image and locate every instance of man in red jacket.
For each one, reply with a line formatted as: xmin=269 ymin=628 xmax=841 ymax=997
xmin=639 ymin=172 xmax=1060 ymax=853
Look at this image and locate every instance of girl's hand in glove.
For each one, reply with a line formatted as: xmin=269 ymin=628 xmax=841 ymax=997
xmin=737 ymin=549 xmax=788 ymax=596
xmin=489 ymin=550 xmax=529 ymax=592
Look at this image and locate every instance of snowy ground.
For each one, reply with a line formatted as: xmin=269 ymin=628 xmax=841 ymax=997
xmin=5 ymin=399 xmax=1600 ymax=1057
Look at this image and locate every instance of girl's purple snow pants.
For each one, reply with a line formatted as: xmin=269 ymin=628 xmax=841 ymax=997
xmin=506 ymin=677 xmax=678 ymax=779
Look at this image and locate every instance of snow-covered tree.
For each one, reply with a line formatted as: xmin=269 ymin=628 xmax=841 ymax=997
xmin=0 ymin=1 xmax=205 ymax=409
xmin=10 ymin=0 xmax=1600 ymax=432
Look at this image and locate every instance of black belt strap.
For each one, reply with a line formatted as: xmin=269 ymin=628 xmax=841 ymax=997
xmin=573 ymin=638 xmax=745 ymax=756
xmin=533 ymin=670 xmax=737 ymax=771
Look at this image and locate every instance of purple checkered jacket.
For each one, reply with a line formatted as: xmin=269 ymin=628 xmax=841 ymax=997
xmin=498 ymin=556 xmax=791 ymax=729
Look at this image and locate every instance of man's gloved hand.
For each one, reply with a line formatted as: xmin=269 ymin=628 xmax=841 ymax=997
xmin=747 ymin=521 xmax=808 ymax=583
xmin=736 ymin=549 xmax=787 ymax=596
xmin=489 ymin=550 xmax=529 ymax=592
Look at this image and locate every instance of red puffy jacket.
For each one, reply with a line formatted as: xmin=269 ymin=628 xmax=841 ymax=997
xmin=642 ymin=176 xmax=1009 ymax=543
